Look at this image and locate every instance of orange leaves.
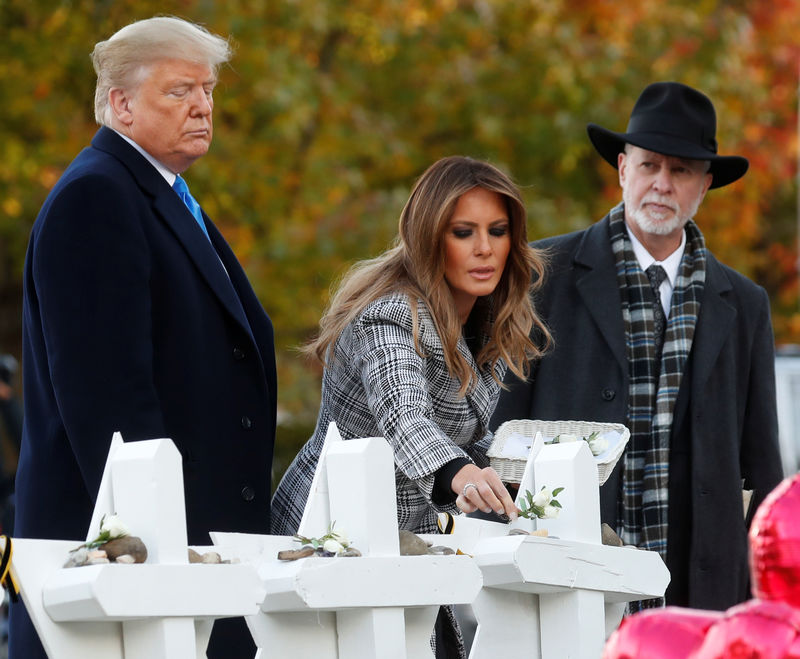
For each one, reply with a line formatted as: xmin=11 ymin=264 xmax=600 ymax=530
xmin=3 ymin=0 xmax=800 ymax=410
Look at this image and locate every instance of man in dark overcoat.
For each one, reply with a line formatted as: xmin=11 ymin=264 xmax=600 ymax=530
xmin=11 ymin=16 xmax=276 ymax=658
xmin=493 ymin=82 xmax=783 ymax=611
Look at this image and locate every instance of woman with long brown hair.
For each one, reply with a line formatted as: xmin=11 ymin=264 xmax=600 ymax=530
xmin=271 ymin=155 xmax=551 ymax=654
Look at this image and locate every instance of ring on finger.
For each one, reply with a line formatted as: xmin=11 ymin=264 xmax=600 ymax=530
xmin=462 ymin=482 xmax=479 ymax=497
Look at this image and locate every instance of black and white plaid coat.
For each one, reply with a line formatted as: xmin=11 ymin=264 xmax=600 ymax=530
xmin=271 ymin=292 xmax=506 ymax=536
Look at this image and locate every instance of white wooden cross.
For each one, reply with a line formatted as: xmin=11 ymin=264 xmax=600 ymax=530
xmin=212 ymin=422 xmax=484 ymax=659
xmin=419 ymin=435 xmax=670 ymax=659
xmin=11 ymin=433 xmax=264 ymax=659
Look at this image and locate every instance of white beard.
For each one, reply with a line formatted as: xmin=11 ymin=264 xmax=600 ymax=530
xmin=623 ymin=188 xmax=702 ymax=236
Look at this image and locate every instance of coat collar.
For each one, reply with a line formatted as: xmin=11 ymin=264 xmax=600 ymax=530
xmin=688 ymin=252 xmax=735 ymax=386
xmin=455 ymin=333 xmax=500 ymax=437
xmin=572 ymin=215 xmax=628 ymax=374
xmin=414 ymin=297 xmax=498 ymax=437
xmin=90 ymin=127 xmax=255 ymax=341
xmin=570 ymin=211 xmax=736 ymax=426
xmin=668 ymin=252 xmax=735 ymax=428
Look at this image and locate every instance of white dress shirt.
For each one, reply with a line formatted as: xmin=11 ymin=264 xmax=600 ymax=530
xmin=628 ymin=227 xmax=687 ymax=318
xmin=113 ymin=130 xmax=177 ymax=185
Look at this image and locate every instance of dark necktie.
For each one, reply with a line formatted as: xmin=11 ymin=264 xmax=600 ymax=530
xmin=645 ymin=264 xmax=668 ymax=359
xmin=173 ymin=175 xmax=210 ymax=240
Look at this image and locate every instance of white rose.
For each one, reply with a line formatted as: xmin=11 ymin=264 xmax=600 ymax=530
xmin=532 ymin=488 xmax=552 ymax=508
xmin=543 ymin=505 xmax=561 ymax=519
xmin=331 ymin=529 xmax=348 ymax=545
xmin=557 ymin=434 xmax=579 ymax=443
xmin=101 ymin=514 xmax=129 ymax=538
xmin=323 ymin=539 xmax=344 ymax=554
xmin=589 ymin=438 xmax=609 ymax=456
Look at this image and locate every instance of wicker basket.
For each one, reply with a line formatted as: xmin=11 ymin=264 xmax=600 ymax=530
xmin=487 ymin=419 xmax=630 ymax=486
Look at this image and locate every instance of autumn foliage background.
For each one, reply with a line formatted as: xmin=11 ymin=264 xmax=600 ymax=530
xmin=1 ymin=0 xmax=799 ymax=478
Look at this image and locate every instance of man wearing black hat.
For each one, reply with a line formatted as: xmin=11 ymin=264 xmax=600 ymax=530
xmin=492 ymin=82 xmax=783 ymax=611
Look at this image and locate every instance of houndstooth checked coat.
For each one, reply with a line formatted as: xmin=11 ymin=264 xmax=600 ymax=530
xmin=271 ymin=292 xmax=505 ymax=536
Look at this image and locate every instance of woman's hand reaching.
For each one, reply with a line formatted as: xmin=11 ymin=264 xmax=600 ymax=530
xmin=451 ymin=464 xmax=518 ymax=521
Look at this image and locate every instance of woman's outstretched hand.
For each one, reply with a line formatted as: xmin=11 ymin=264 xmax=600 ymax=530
xmin=452 ymin=464 xmax=519 ymax=521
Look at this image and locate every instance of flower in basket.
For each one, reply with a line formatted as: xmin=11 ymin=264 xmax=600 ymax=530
xmin=585 ymin=432 xmax=609 ymax=456
xmin=551 ymin=431 xmax=608 ymax=456
xmin=518 ymin=486 xmax=564 ymax=520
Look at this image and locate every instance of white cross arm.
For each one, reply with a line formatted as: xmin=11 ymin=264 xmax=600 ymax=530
xmin=43 ymin=562 xmax=263 ymax=622
xmin=260 ymin=555 xmax=482 ymax=612
xmin=473 ymin=534 xmax=669 ymax=602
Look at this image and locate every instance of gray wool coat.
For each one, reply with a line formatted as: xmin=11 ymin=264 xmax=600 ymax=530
xmin=272 ymin=292 xmax=505 ymax=537
xmin=492 ymin=213 xmax=783 ymax=611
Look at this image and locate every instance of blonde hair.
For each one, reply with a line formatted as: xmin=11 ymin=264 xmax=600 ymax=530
xmin=91 ymin=16 xmax=232 ymax=126
xmin=307 ymin=156 xmax=551 ymax=395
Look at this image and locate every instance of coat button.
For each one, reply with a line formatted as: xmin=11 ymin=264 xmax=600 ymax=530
xmin=241 ymin=416 xmax=253 ymax=429
xmin=601 ymin=388 xmax=616 ymax=401
xmin=241 ymin=486 xmax=255 ymax=501
xmin=233 ymin=347 xmax=245 ymax=360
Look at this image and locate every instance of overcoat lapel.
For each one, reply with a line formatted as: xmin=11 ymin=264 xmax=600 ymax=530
xmin=152 ymin=193 xmax=256 ymax=342
xmin=573 ymin=217 xmax=628 ymax=374
xmin=456 ymin=336 xmax=496 ymax=438
xmin=91 ymin=128 xmax=255 ymax=343
xmin=685 ymin=255 xmax=735 ymax=407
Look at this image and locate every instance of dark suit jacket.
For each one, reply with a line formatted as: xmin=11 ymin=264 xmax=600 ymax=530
xmin=492 ymin=214 xmax=783 ymax=611
xmin=12 ymin=127 xmax=276 ymax=657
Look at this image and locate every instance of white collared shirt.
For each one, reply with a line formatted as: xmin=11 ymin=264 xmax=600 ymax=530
xmin=112 ymin=130 xmax=177 ymax=186
xmin=628 ymin=228 xmax=686 ymax=318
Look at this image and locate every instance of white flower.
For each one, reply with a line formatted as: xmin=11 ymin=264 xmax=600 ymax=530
xmin=518 ymin=486 xmax=565 ymax=521
xmin=588 ymin=437 xmax=609 ymax=456
xmin=323 ymin=539 xmax=344 ymax=554
xmin=331 ymin=529 xmax=348 ymax=545
xmin=532 ymin=488 xmax=552 ymax=508
xmin=556 ymin=434 xmax=579 ymax=443
xmin=542 ymin=505 xmax=561 ymax=519
xmin=100 ymin=514 xmax=129 ymax=539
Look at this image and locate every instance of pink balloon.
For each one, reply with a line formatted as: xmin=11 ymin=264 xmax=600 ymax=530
xmin=603 ymin=474 xmax=800 ymax=658
xmin=694 ymin=599 xmax=800 ymax=658
xmin=750 ymin=474 xmax=800 ymax=609
xmin=603 ymin=607 xmax=721 ymax=659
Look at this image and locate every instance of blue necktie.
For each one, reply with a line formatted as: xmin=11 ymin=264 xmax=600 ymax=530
xmin=173 ymin=175 xmax=210 ymax=240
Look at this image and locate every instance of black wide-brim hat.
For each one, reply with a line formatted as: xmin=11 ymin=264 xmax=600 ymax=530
xmin=587 ymin=81 xmax=748 ymax=189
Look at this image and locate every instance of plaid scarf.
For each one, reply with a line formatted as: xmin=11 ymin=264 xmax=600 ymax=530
xmin=609 ymin=203 xmax=706 ymax=608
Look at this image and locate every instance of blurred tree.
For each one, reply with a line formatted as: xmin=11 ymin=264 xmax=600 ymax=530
xmin=1 ymin=0 xmax=798 ymax=481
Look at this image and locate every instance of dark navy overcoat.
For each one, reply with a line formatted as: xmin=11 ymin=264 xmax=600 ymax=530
xmin=11 ymin=127 xmax=276 ymax=657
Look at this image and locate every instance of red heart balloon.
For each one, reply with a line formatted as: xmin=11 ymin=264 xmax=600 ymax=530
xmin=694 ymin=599 xmax=800 ymax=658
xmin=603 ymin=607 xmax=721 ymax=659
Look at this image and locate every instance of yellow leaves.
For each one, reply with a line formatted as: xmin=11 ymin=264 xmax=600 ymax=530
xmin=305 ymin=51 xmax=320 ymax=68
xmin=39 ymin=167 xmax=61 ymax=190
xmin=326 ymin=185 xmax=347 ymax=206
xmin=3 ymin=0 xmax=800 ymax=400
xmin=404 ymin=8 xmax=430 ymax=30
xmin=33 ymin=81 xmax=50 ymax=100
xmin=42 ymin=6 xmax=69 ymax=34
xmin=344 ymin=11 xmax=397 ymax=64
xmin=220 ymin=224 xmax=257 ymax=263
xmin=2 ymin=198 xmax=22 ymax=218
xmin=771 ymin=83 xmax=793 ymax=107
